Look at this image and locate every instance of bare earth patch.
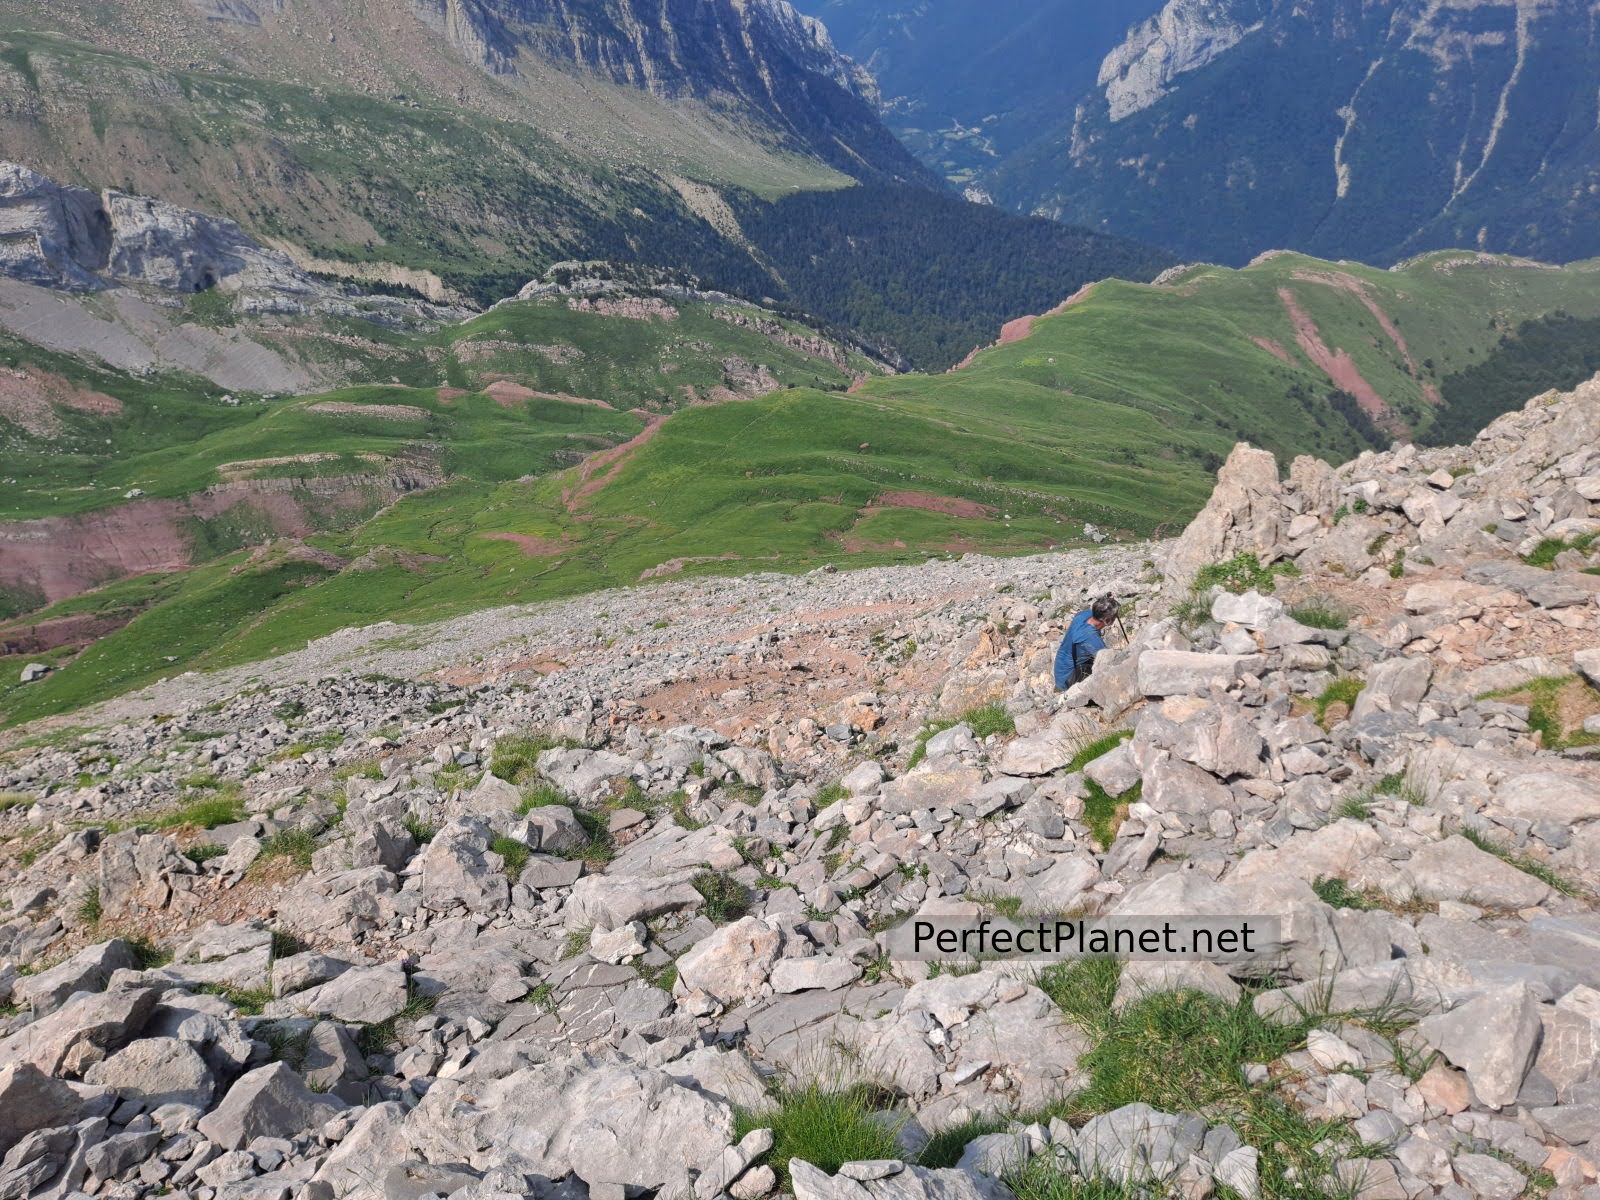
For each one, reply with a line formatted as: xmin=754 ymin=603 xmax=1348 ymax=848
xmin=561 ymin=413 xmax=667 ymax=513
xmin=1276 ymin=287 xmax=1398 ymax=428
xmin=479 ymin=532 xmax=569 ymax=557
xmin=1291 ymin=269 xmax=1442 ymax=405
xmin=0 ymin=367 xmax=123 ymax=437
xmin=871 ymin=491 xmax=997 ymax=520
xmin=306 ymin=401 xmax=428 ymax=421
xmin=1251 ymin=336 xmax=1294 ymax=365
xmin=947 ymin=283 xmax=1098 ymax=372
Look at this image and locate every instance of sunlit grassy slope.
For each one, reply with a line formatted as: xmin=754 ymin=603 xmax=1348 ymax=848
xmin=7 ymin=251 xmax=1600 ymax=724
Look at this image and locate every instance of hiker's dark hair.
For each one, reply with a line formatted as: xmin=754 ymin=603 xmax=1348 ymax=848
xmin=1091 ymin=594 xmax=1121 ymax=623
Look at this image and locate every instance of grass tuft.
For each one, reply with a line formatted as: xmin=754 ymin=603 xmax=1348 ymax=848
xmin=962 ymin=701 xmax=1016 ymax=739
xmin=1313 ymin=677 xmax=1365 ymax=728
xmin=1311 ymin=876 xmax=1373 ymax=911
xmin=259 ymin=827 xmax=318 ymax=869
xmin=1287 ymin=597 xmax=1350 ymax=630
xmin=1462 ymin=827 xmax=1583 ymax=897
xmin=735 ymin=1084 xmax=903 ymax=1188
xmin=1034 ymin=958 xmax=1374 ymax=1200
xmin=403 ymin=815 xmax=438 ymax=844
xmin=75 ymin=885 xmax=102 ymax=925
xmin=692 ymin=870 xmax=750 ymax=923
xmin=491 ymin=734 xmax=573 ymax=785
xmin=491 ymin=835 xmax=530 ymax=876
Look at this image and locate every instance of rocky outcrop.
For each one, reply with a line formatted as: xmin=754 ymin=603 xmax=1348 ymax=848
xmin=1098 ymin=0 xmax=1270 ymax=121
xmin=0 ymin=163 xmax=317 ymax=296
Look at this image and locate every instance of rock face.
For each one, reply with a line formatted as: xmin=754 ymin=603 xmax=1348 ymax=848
xmin=407 ymin=0 xmax=926 ymax=182
xmin=1099 ymin=0 xmax=1268 ymax=121
xmin=981 ymin=0 xmax=1600 ymax=266
xmin=1160 ymin=442 xmax=1282 ymax=598
xmin=3 ymin=375 xmax=1600 ymax=1200
xmin=0 ymin=162 xmax=318 ymax=296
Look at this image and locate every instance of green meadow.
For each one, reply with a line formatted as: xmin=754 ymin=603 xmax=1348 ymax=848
xmin=7 ymin=251 xmax=1600 ymax=723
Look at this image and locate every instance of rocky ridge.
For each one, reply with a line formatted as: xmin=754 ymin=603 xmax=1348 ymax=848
xmin=0 ymin=162 xmax=458 ymax=329
xmin=2 ymin=378 xmax=1600 ymax=1199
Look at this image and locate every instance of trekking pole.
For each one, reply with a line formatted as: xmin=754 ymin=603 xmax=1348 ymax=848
xmin=1116 ymin=614 xmax=1131 ymax=647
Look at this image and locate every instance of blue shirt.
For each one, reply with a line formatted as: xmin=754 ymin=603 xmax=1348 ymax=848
xmin=1054 ymin=609 xmax=1107 ymax=690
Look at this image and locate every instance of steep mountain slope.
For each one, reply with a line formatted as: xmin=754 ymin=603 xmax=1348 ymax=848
xmin=9 ymin=248 xmax=1600 ymax=724
xmin=807 ymin=0 xmax=1600 ymax=267
xmin=793 ymin=0 xmax=1163 ymax=195
xmin=0 ymin=3 xmax=1170 ymax=365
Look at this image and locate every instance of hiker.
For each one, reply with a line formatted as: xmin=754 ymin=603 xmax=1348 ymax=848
xmin=1054 ymin=594 xmax=1121 ymax=690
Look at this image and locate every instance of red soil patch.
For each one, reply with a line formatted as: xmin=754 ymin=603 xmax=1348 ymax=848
xmin=479 ymin=532 xmax=568 ymax=557
xmin=484 ymin=380 xmax=539 ymax=407
xmin=1277 ymin=287 xmax=1394 ymax=424
xmin=1291 ymin=270 xmax=1442 ymax=406
xmin=483 ymin=380 xmax=614 ymax=410
xmin=561 ymin=412 xmax=666 ymax=513
xmin=948 ymin=283 xmax=1099 ymax=373
xmin=0 ymin=610 xmax=135 ymax=656
xmin=0 ymin=368 xmax=123 ymax=436
xmin=872 ymin=491 xmax=997 ymax=520
xmin=1251 ymin=336 xmax=1294 ymax=365
xmin=0 ymin=473 xmax=434 ymax=610
xmin=436 ymin=388 xmax=468 ymax=404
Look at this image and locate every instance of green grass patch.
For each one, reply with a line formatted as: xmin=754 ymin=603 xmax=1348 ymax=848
xmin=691 ymin=870 xmax=750 ymax=923
xmin=1062 ymin=730 xmax=1139 ymax=847
xmin=201 ymin=984 xmax=275 ymax=1016
xmin=735 ymin=1084 xmax=903 ymax=1188
xmin=916 ymin=1115 xmax=1010 ymax=1169
xmin=155 ymin=787 xmax=246 ymax=831
xmin=354 ymin=983 xmax=438 ymax=1054
xmin=514 ymin=782 xmax=570 ymax=813
xmin=659 ymin=790 xmax=705 ymax=830
xmin=403 ymin=816 xmax=438 ymax=844
xmin=1313 ymin=677 xmax=1365 ymax=728
xmin=1336 ymin=794 xmax=1373 ymax=821
xmin=1524 ymin=531 xmax=1598 ymax=569
xmin=1065 ymin=729 xmax=1134 ymax=774
xmin=75 ymin=885 xmax=102 ymax=925
xmin=1194 ymin=552 xmax=1299 ymax=596
xmin=1287 ymin=597 xmax=1350 ymax=630
xmin=1034 ymin=959 xmax=1378 ymax=1200
xmin=962 ymin=701 xmax=1016 ymax=739
xmin=259 ymin=827 xmax=318 ymax=870
xmin=491 ymin=835 xmax=530 ymax=876
xmin=815 ymin=781 xmax=848 ymax=806
xmin=904 ymin=718 xmax=957 ymax=771
xmin=182 ymin=842 xmax=230 ymax=865
xmin=970 ymin=893 xmax=1024 ymax=920
xmin=491 ymin=733 xmax=573 ymax=785
xmin=1311 ymin=876 xmax=1374 ymax=911
xmin=1479 ymin=673 xmax=1600 ymax=750
xmin=553 ymin=810 xmax=614 ymax=868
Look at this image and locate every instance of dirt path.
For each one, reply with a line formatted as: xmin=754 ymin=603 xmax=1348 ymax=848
xmin=560 ymin=411 xmax=666 ymax=513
